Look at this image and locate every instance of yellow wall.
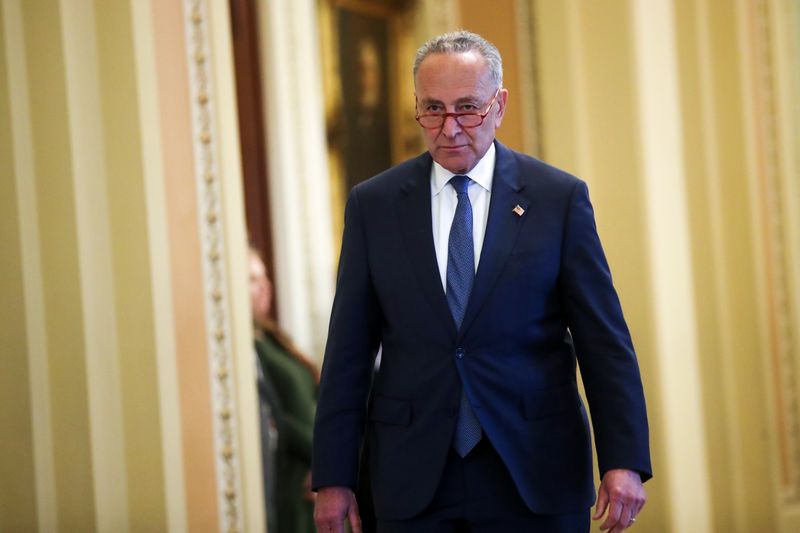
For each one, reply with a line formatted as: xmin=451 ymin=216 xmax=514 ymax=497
xmin=0 ymin=5 xmax=38 ymax=529
xmin=535 ymin=1 xmax=668 ymax=530
xmin=459 ymin=0 xmax=526 ymax=152
xmin=532 ymin=0 xmax=800 ymax=531
xmin=0 ymin=0 xmax=263 ymax=531
xmin=453 ymin=0 xmax=799 ymax=531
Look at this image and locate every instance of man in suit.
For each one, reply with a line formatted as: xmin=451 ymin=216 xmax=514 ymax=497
xmin=313 ymin=31 xmax=651 ymax=533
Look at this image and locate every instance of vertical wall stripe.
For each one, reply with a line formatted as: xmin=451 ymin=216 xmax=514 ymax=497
xmin=22 ymin=0 xmax=97 ymax=528
xmin=183 ymin=0 xmax=247 ymax=530
xmin=513 ymin=0 xmax=542 ymax=157
xmin=739 ymin=0 xmax=800 ymax=527
xmin=674 ymin=0 xmax=736 ymax=526
xmin=2 ymin=0 xmax=58 ymax=530
xmin=532 ymin=0 xmax=577 ymax=165
xmin=58 ymin=0 xmax=130 ymax=530
xmin=285 ymin=0 xmax=336 ymax=362
xmin=0 ymin=3 xmax=39 ymax=531
xmin=260 ymin=0 xmax=312 ymax=356
xmin=632 ymin=0 xmax=712 ymax=531
xmin=696 ymin=0 xmax=773 ymax=528
xmin=563 ymin=0 xmax=593 ymax=180
xmin=257 ymin=0 xmax=339 ymax=364
xmin=92 ymin=0 xmax=170 ymax=527
xmin=459 ymin=0 xmax=525 ymax=151
xmin=207 ymin=0 xmax=267 ymax=530
xmin=130 ymin=0 xmax=188 ymax=529
xmin=153 ymin=0 xmax=219 ymax=526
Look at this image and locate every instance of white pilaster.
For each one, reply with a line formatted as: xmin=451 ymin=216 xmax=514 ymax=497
xmin=2 ymin=1 xmax=57 ymax=530
xmin=631 ymin=0 xmax=713 ymax=530
xmin=259 ymin=0 xmax=335 ymax=361
xmin=59 ymin=1 xmax=130 ymax=530
xmin=130 ymin=0 xmax=187 ymax=530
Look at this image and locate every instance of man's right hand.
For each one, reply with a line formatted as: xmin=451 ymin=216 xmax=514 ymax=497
xmin=314 ymin=486 xmax=362 ymax=533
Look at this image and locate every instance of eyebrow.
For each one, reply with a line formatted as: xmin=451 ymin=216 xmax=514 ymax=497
xmin=418 ymin=95 xmax=482 ymax=107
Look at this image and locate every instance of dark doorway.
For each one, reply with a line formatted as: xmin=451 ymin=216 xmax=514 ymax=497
xmin=229 ymin=0 xmax=277 ymax=318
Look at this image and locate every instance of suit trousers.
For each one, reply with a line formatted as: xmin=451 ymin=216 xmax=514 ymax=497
xmin=375 ymin=438 xmax=590 ymax=533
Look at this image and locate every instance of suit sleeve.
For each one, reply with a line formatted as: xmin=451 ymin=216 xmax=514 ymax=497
xmin=559 ymin=180 xmax=652 ymax=481
xmin=312 ymin=188 xmax=382 ymax=490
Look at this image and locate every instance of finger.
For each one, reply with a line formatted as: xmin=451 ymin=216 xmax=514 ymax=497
xmin=629 ymin=501 xmax=644 ymax=527
xmin=610 ymin=519 xmax=628 ymax=533
xmin=607 ymin=512 xmax=629 ymax=533
xmin=348 ymin=510 xmax=362 ymax=533
xmin=599 ymin=498 xmax=623 ymax=531
xmin=617 ymin=513 xmax=636 ymax=531
xmin=634 ymin=495 xmax=646 ymax=517
xmin=618 ymin=508 xmax=636 ymax=533
xmin=630 ymin=503 xmax=640 ymax=522
xmin=592 ymin=484 xmax=609 ymax=520
xmin=620 ymin=506 xmax=635 ymax=531
xmin=348 ymin=497 xmax=362 ymax=533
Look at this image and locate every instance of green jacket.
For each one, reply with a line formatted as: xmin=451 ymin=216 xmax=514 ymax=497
xmin=255 ymin=331 xmax=317 ymax=533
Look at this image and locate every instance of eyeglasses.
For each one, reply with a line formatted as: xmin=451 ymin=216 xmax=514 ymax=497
xmin=415 ymin=89 xmax=500 ymax=129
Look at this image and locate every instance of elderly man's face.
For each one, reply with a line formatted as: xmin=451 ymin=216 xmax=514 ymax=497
xmin=414 ymin=51 xmax=507 ymax=174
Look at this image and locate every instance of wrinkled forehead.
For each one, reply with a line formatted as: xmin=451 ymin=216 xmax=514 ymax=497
xmin=414 ymin=51 xmax=493 ymax=87
xmin=415 ymin=58 xmax=497 ymax=110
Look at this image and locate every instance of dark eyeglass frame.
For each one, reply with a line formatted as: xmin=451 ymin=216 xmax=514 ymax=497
xmin=415 ymin=88 xmax=501 ymax=129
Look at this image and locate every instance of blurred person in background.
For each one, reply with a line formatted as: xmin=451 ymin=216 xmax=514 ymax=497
xmin=250 ymin=247 xmax=319 ymax=533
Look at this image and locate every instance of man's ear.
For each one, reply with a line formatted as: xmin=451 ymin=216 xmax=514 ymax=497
xmin=494 ymin=88 xmax=509 ymax=126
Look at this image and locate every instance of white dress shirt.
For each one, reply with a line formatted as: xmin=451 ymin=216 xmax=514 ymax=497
xmin=431 ymin=143 xmax=496 ymax=291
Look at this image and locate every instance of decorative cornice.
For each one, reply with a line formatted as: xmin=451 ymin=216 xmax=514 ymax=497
xmin=183 ymin=1 xmax=244 ymax=530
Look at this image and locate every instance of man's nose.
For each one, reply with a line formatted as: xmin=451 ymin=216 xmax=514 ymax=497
xmin=440 ymin=115 xmax=462 ymax=137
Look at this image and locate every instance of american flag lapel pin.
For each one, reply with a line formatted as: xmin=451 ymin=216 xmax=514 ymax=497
xmin=512 ymin=204 xmax=525 ymax=217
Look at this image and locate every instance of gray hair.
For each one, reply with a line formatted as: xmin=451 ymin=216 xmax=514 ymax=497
xmin=413 ymin=30 xmax=503 ymax=88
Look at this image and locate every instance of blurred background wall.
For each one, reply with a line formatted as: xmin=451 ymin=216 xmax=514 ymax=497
xmin=1 ymin=0 xmax=798 ymax=532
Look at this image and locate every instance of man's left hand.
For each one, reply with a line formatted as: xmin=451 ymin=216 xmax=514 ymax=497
xmin=592 ymin=469 xmax=646 ymax=532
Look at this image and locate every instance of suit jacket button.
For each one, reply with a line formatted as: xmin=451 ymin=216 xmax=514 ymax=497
xmin=455 ymin=348 xmax=464 ymax=359
xmin=444 ymin=408 xmax=456 ymax=417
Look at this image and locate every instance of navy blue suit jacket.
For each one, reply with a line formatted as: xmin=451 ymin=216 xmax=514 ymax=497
xmin=312 ymin=141 xmax=651 ymax=520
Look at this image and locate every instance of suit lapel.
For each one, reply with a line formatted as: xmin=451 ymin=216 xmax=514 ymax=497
xmin=459 ymin=142 xmax=529 ymax=338
xmin=396 ymin=153 xmax=458 ymax=338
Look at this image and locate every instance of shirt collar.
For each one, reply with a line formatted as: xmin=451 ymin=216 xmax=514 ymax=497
xmin=431 ymin=142 xmax=496 ymax=196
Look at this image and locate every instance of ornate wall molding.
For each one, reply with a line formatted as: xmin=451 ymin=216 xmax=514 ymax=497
xmin=514 ymin=0 xmax=543 ymax=157
xmin=750 ymin=0 xmax=800 ymax=504
xmin=183 ymin=1 xmax=244 ymax=530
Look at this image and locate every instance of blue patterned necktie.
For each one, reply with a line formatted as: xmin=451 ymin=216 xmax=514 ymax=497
xmin=447 ymin=175 xmax=482 ymax=457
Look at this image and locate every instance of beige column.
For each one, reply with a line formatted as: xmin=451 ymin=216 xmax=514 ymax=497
xmin=0 ymin=5 xmax=40 ymax=531
xmin=459 ymin=0 xmax=525 ymax=152
xmin=736 ymin=0 xmax=800 ymax=530
xmin=258 ymin=0 xmax=336 ymax=362
xmin=631 ymin=0 xmax=712 ymax=530
xmin=130 ymin=0 xmax=187 ymax=530
xmin=534 ymin=0 xmax=798 ymax=531
xmin=534 ymin=0 xmax=723 ymax=530
xmin=21 ymin=0 xmax=99 ymax=529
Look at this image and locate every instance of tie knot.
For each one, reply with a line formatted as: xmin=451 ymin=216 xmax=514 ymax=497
xmin=450 ymin=175 xmax=471 ymax=195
